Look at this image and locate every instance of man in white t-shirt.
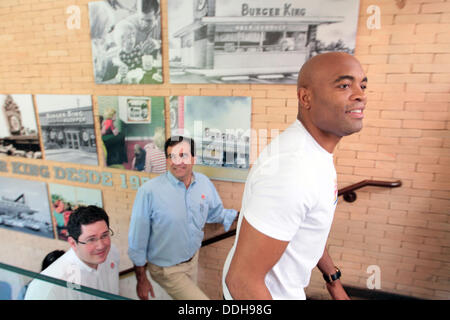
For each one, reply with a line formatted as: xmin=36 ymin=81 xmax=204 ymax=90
xmin=25 ymin=206 xmax=119 ymax=300
xmin=223 ymin=52 xmax=368 ymax=300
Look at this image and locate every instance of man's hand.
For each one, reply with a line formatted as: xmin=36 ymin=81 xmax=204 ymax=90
xmin=136 ymin=277 xmax=155 ymax=300
xmin=326 ymin=280 xmax=350 ymax=300
xmin=316 ymin=248 xmax=351 ymax=300
xmin=135 ymin=265 xmax=155 ymax=300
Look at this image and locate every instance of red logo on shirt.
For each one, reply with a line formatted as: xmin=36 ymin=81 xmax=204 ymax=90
xmin=111 ymin=262 xmax=115 ymax=269
xmin=333 ymin=179 xmax=338 ymax=205
xmin=201 ymin=194 xmax=206 ymax=199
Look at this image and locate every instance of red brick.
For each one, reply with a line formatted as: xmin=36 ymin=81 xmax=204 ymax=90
xmin=381 ymin=110 xmax=423 ymax=120
xmin=365 ymin=118 xmax=403 ymax=128
xmin=394 ymin=14 xmax=441 ymax=24
xmin=431 ymin=74 xmax=450 ymax=82
xmin=357 ymin=151 xmax=397 ymax=161
xmin=371 ymin=45 xmax=415 ymax=54
xmin=403 ymin=120 xmax=446 ymax=129
xmin=383 ymin=92 xmax=425 ymax=102
xmin=422 ymin=3 xmax=450 ymax=13
xmin=386 ymin=73 xmax=430 ymax=83
xmin=405 ymin=102 xmax=448 ymax=112
xmin=425 ymin=93 xmax=450 ymax=102
xmin=413 ymin=63 xmax=450 ymax=73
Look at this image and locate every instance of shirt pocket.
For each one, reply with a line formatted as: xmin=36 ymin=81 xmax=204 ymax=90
xmin=190 ymin=199 xmax=208 ymax=231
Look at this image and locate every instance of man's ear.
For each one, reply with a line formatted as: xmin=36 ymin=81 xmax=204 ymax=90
xmin=297 ymin=87 xmax=311 ymax=110
xmin=67 ymin=237 xmax=78 ymax=252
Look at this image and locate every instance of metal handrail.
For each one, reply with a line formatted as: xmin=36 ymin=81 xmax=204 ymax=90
xmin=119 ymin=179 xmax=402 ymax=277
xmin=338 ymin=179 xmax=402 ymax=203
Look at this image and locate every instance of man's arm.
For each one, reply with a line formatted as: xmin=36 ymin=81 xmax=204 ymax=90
xmin=128 ymin=188 xmax=154 ymax=300
xmin=316 ymin=248 xmax=350 ymax=300
xmin=225 ymin=217 xmax=289 ymax=299
xmin=204 ymin=179 xmax=238 ymax=231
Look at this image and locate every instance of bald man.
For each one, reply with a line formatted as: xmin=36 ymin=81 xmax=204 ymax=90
xmin=223 ymin=52 xmax=367 ymax=300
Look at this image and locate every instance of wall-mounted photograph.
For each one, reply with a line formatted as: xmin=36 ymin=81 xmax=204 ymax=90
xmin=88 ymin=0 xmax=163 ymax=84
xmin=0 ymin=177 xmax=54 ymax=239
xmin=97 ymin=95 xmax=166 ymax=173
xmin=0 ymin=94 xmax=42 ymax=159
xmin=168 ymin=0 xmax=360 ymax=84
xmin=35 ymin=95 xmax=98 ymax=166
xmin=48 ymin=183 xmax=103 ymax=241
xmin=170 ymin=95 xmax=251 ymax=182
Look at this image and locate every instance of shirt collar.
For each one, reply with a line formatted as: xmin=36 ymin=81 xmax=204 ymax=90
xmin=68 ymin=248 xmax=97 ymax=273
xmin=166 ymin=170 xmax=197 ymax=188
xmin=295 ymin=119 xmax=334 ymax=158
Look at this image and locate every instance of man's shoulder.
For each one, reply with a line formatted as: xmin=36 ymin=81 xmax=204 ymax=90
xmin=40 ymin=249 xmax=73 ymax=278
xmin=193 ymin=171 xmax=210 ymax=182
xmin=25 ymin=251 xmax=74 ymax=299
xmin=193 ymin=172 xmax=215 ymax=187
xmin=256 ymin=120 xmax=320 ymax=168
xmin=25 ymin=276 xmax=58 ymax=299
xmin=108 ymin=244 xmax=120 ymax=262
xmin=139 ymin=173 xmax=168 ymax=191
xmin=276 ymin=120 xmax=308 ymax=150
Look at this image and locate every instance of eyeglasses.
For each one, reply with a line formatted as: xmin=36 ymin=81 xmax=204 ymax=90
xmin=167 ymin=152 xmax=191 ymax=161
xmin=76 ymin=228 xmax=114 ymax=246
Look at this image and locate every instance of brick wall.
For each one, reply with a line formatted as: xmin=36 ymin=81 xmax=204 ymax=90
xmin=0 ymin=0 xmax=448 ymax=300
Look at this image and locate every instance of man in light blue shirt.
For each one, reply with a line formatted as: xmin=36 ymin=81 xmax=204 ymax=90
xmin=128 ymin=136 xmax=238 ymax=300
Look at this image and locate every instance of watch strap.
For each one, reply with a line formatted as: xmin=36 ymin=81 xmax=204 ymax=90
xmin=323 ymin=266 xmax=341 ymax=284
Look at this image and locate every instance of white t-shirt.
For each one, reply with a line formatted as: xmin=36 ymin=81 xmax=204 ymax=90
xmin=223 ymin=120 xmax=338 ymax=300
xmin=25 ymin=245 xmax=120 ymax=300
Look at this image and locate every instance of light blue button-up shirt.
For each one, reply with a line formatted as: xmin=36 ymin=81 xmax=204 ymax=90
xmin=128 ymin=171 xmax=238 ymax=267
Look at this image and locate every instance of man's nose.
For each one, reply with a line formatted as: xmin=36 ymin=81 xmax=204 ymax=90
xmin=352 ymin=86 xmax=367 ymax=103
xmin=94 ymin=237 xmax=108 ymax=249
xmin=172 ymin=156 xmax=183 ymax=165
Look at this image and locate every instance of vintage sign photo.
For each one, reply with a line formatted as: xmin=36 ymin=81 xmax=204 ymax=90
xmin=48 ymin=183 xmax=103 ymax=241
xmin=0 ymin=94 xmax=42 ymax=159
xmin=35 ymin=95 xmax=98 ymax=166
xmin=97 ymin=95 xmax=166 ymax=173
xmin=124 ymin=97 xmax=152 ymax=122
xmin=88 ymin=0 xmax=163 ymax=84
xmin=168 ymin=0 xmax=360 ymax=84
xmin=170 ymin=95 xmax=251 ymax=182
xmin=0 ymin=177 xmax=54 ymax=239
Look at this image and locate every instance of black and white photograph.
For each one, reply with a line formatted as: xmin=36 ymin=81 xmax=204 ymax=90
xmin=35 ymin=95 xmax=99 ymax=166
xmin=0 ymin=177 xmax=54 ymax=239
xmin=168 ymin=0 xmax=360 ymax=84
xmin=0 ymin=94 xmax=42 ymax=159
xmin=88 ymin=0 xmax=163 ymax=84
xmin=171 ymin=95 xmax=251 ymax=182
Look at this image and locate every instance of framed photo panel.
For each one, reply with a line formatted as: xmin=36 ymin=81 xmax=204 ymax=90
xmin=168 ymin=0 xmax=360 ymax=84
xmin=0 ymin=177 xmax=54 ymax=239
xmin=48 ymin=183 xmax=103 ymax=241
xmin=170 ymin=95 xmax=251 ymax=182
xmin=97 ymin=95 xmax=166 ymax=173
xmin=88 ymin=0 xmax=163 ymax=84
xmin=0 ymin=94 xmax=42 ymax=159
xmin=35 ymin=95 xmax=99 ymax=166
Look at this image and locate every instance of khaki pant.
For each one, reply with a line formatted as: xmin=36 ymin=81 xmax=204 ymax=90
xmin=148 ymin=251 xmax=209 ymax=300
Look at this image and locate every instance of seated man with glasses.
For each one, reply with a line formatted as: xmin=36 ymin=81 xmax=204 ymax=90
xmin=128 ymin=136 xmax=238 ymax=300
xmin=25 ymin=205 xmax=120 ymax=300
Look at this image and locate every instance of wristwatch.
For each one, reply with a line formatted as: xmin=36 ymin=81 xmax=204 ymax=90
xmin=323 ymin=266 xmax=341 ymax=284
